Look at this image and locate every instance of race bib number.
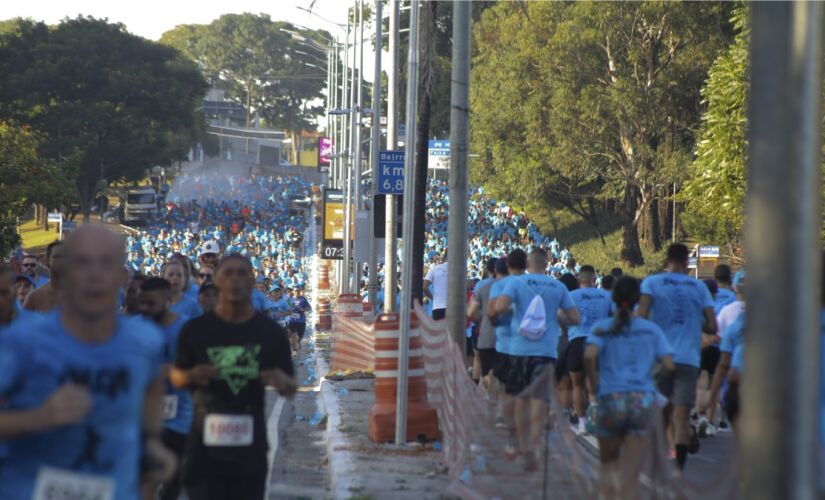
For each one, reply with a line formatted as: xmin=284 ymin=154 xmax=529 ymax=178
xmin=204 ymin=414 xmax=253 ymax=447
xmin=162 ymin=395 xmax=178 ymax=420
xmin=32 ymin=466 xmax=115 ymax=500
xmin=290 ymin=313 xmax=301 ymax=320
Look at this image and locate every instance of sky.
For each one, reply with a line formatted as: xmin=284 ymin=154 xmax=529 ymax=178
xmin=2 ymin=0 xmax=380 ymax=81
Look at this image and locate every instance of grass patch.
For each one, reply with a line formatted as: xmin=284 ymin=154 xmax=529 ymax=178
xmin=531 ymin=208 xmax=668 ymax=277
xmin=18 ymin=218 xmax=61 ymax=255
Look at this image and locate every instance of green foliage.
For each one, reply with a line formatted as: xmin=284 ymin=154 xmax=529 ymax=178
xmin=682 ymin=7 xmax=748 ymax=254
xmin=471 ymin=2 xmax=734 ymax=266
xmin=0 ymin=17 xmax=208 ymax=219
xmin=0 ymin=122 xmax=50 ymax=255
xmin=160 ymin=14 xmax=329 ymax=158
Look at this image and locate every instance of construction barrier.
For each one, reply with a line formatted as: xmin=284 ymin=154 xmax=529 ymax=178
xmin=336 ymin=293 xmax=363 ymax=317
xmin=318 ymin=261 xmax=331 ymax=290
xmin=362 ymin=302 xmax=375 ymax=323
xmin=316 ymin=297 xmax=332 ymax=331
xmin=368 ymin=312 xmax=439 ymax=443
xmin=329 ymin=313 xmax=375 ymax=372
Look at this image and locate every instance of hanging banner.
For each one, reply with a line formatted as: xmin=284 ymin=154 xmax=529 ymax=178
xmin=318 ymin=137 xmax=333 ymax=173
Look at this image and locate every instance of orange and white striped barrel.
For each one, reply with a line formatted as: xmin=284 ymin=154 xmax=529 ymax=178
xmin=368 ymin=313 xmax=439 ymax=443
xmin=316 ymin=297 xmax=332 ymax=331
xmin=318 ymin=262 xmax=330 ymax=290
xmin=362 ymin=302 xmax=375 ymax=323
xmin=335 ymin=293 xmax=363 ymax=318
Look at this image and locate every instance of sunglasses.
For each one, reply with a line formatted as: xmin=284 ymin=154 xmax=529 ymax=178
xmin=199 ymin=273 xmax=214 ymax=279
xmin=22 ymin=263 xmax=37 ymax=268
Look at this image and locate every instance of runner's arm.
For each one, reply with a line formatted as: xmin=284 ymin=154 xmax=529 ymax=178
xmin=636 ymin=294 xmax=652 ymax=318
xmin=142 ymin=373 xmax=165 ymax=438
xmin=0 ymin=383 xmax=92 ymax=439
xmin=557 ymin=307 xmax=580 ymax=327
xmin=489 ymin=295 xmax=512 ymax=318
xmin=702 ymin=307 xmax=718 ymax=335
xmin=422 ymin=279 xmax=433 ymax=300
xmin=467 ymin=295 xmax=482 ymax=323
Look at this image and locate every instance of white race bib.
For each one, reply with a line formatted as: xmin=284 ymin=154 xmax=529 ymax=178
xmin=162 ymin=395 xmax=178 ymax=420
xmin=32 ymin=466 xmax=115 ymax=500
xmin=203 ymin=414 xmax=253 ymax=447
xmin=290 ymin=313 xmax=301 ymax=320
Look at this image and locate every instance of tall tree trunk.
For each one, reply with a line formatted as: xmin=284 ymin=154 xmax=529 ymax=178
xmin=620 ymin=184 xmax=645 ymax=266
xmin=643 ymin=198 xmax=662 ymax=251
xmin=410 ymin=0 xmax=437 ymax=305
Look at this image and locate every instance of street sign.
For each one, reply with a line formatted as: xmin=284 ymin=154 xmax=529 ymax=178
xmin=699 ymin=245 xmax=720 ymax=258
xmin=47 ymin=212 xmax=63 ymax=239
xmin=688 ymin=256 xmax=698 ymax=269
xmin=321 ymin=188 xmax=352 ymax=260
xmin=428 ymin=139 xmax=450 ymax=170
xmin=377 ymin=150 xmax=404 ymax=194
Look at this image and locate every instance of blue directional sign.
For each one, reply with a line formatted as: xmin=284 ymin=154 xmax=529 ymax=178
xmin=428 ymin=139 xmax=450 ymax=170
xmin=377 ymin=150 xmax=405 ymax=195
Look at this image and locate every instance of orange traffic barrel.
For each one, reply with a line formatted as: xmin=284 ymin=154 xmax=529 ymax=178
xmin=362 ymin=302 xmax=375 ymax=323
xmin=336 ymin=293 xmax=363 ymax=318
xmin=318 ymin=262 xmax=330 ymax=290
xmin=316 ymin=297 xmax=332 ymax=331
xmin=368 ymin=313 xmax=439 ymax=443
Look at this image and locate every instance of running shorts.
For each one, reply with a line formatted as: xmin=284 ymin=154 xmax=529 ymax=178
xmin=593 ymin=391 xmax=654 ymax=439
xmin=288 ymin=322 xmax=306 ymax=340
xmin=565 ymin=337 xmax=587 ymax=373
xmin=506 ymin=355 xmax=555 ymax=397
xmin=656 ymin=363 xmax=700 ymax=407
xmin=700 ymin=346 xmax=721 ymax=376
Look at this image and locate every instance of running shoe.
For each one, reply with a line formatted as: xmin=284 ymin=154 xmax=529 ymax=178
xmin=697 ymin=415 xmax=710 ymax=438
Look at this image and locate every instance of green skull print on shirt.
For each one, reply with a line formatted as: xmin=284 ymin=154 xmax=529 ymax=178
xmin=207 ymin=344 xmax=262 ymax=395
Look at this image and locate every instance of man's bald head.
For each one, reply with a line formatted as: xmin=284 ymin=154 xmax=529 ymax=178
xmin=527 ymin=248 xmax=548 ymax=274
xmin=59 ymin=224 xmax=127 ymax=320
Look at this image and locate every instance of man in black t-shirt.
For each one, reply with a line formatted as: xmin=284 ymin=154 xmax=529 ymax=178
xmin=170 ymin=254 xmax=296 ymax=500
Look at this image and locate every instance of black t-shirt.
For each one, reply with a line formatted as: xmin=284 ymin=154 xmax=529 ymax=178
xmin=175 ymin=311 xmax=294 ymax=476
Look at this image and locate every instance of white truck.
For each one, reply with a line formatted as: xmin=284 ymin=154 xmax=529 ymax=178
xmin=120 ymin=187 xmax=158 ymax=224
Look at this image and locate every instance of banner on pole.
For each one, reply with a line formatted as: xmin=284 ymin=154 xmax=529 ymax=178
xmin=322 ymin=188 xmax=352 ymax=260
xmin=318 ymin=137 xmax=333 ymax=173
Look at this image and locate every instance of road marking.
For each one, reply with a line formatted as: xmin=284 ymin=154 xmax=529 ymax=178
xmin=264 ymin=391 xmax=286 ymax=495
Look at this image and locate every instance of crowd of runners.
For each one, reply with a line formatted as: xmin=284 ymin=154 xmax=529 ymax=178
xmin=0 ymin=172 xmax=313 ymax=500
xmin=0 ymin=165 xmax=793 ymax=498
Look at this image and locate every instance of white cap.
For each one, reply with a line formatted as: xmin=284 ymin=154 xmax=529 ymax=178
xmin=199 ymin=240 xmax=220 ymax=257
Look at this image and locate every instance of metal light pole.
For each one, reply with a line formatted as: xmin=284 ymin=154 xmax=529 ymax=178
xmin=342 ymin=14 xmax=354 ymax=294
xmin=446 ymin=0 xmax=471 ymax=349
xmin=396 ymin=0 xmax=420 ymax=446
xmin=743 ymin=2 xmax=822 ymax=499
xmin=352 ymin=0 xmax=366 ymax=294
xmin=384 ymin=0 xmax=400 ymax=313
xmin=367 ymin=0 xmax=383 ymax=308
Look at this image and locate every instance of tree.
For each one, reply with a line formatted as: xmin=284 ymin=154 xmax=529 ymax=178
xmin=471 ymin=2 xmax=733 ymax=266
xmin=0 ymin=17 xmax=208 ymax=220
xmin=682 ymin=7 xmax=748 ymax=256
xmin=0 ymin=122 xmax=71 ymax=254
xmin=160 ymin=15 xmax=329 ymax=164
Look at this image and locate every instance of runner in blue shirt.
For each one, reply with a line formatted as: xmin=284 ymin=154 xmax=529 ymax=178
xmin=703 ymin=313 xmax=744 ymax=433
xmin=138 ymin=277 xmax=192 ymax=500
xmin=0 ymin=225 xmax=173 ymax=500
xmin=287 ymin=285 xmax=311 ymax=352
xmin=269 ymin=285 xmax=291 ymax=328
xmin=489 ymin=248 xmax=579 ymax=471
xmin=637 ymin=243 xmax=718 ymax=470
xmin=585 ymin=276 xmax=674 ymax=496
xmin=566 ymin=265 xmax=612 ymax=434
xmin=163 ymin=261 xmax=203 ymax=320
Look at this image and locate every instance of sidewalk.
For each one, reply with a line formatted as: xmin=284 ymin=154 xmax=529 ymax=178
xmin=313 ymin=329 xmax=455 ymax=500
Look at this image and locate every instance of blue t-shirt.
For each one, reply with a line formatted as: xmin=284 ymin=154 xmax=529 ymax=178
xmin=500 ymin=273 xmax=575 ymax=358
xmin=170 ymin=295 xmax=202 ymax=320
xmin=0 ymin=312 xmax=163 ymax=500
xmin=251 ymin=289 xmax=273 ymax=313
xmin=183 ymin=282 xmax=199 ymax=303
xmin=640 ymin=272 xmax=714 ymax=368
xmin=587 ymin=317 xmax=672 ymax=396
xmin=161 ymin=315 xmax=193 ymax=435
xmin=713 ymin=288 xmax=737 ymax=315
xmin=568 ymin=288 xmax=613 ymax=341
xmin=271 ymin=298 xmax=291 ymax=322
xmin=730 ymin=344 xmax=744 ymax=373
xmin=720 ymin=313 xmax=744 ymax=355
xmin=489 ymin=277 xmax=513 ymax=354
xmin=289 ymin=296 xmax=311 ymax=324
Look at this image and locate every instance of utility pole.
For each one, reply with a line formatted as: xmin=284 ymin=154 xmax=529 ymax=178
xmin=446 ymin=0 xmax=470 ymax=349
xmin=352 ymin=0 xmax=365 ymax=295
xmin=396 ymin=0 xmax=420 ymax=445
xmin=743 ymin=3 xmax=822 ymax=500
xmin=342 ymin=10 xmax=356 ymax=293
xmin=367 ymin=0 xmax=383 ymax=308
xmin=384 ymin=0 xmax=400 ymax=313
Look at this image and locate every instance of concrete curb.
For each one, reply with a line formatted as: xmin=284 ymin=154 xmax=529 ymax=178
xmin=314 ymin=338 xmax=362 ymax=499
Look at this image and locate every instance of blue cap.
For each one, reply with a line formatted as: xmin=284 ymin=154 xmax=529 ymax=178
xmin=733 ymin=270 xmax=746 ymax=290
